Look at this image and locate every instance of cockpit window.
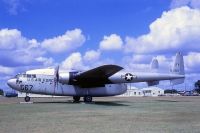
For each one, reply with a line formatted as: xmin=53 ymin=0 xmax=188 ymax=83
xmin=14 ymin=74 xmax=20 ymax=78
xmin=32 ymin=74 xmax=36 ymax=78
xmin=27 ymin=74 xmax=31 ymax=78
xmin=14 ymin=74 xmax=37 ymax=78
xmin=22 ymin=74 xmax=26 ymax=77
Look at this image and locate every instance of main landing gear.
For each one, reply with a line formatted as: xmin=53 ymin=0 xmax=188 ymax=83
xmin=24 ymin=96 xmax=30 ymax=102
xmin=73 ymin=96 xmax=93 ymax=103
xmin=73 ymin=96 xmax=80 ymax=103
xmin=83 ymin=96 xmax=92 ymax=103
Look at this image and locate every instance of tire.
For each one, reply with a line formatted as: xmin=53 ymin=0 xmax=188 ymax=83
xmin=84 ymin=96 xmax=92 ymax=103
xmin=25 ymin=96 xmax=30 ymax=102
xmin=73 ymin=96 xmax=80 ymax=102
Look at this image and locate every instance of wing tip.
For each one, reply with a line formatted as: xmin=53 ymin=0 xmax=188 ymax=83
xmin=101 ymin=64 xmax=124 ymax=70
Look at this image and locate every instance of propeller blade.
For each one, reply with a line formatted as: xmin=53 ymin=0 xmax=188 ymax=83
xmin=54 ymin=65 xmax=59 ymax=82
xmin=54 ymin=65 xmax=59 ymax=95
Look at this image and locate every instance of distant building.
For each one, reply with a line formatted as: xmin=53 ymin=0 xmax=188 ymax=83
xmin=142 ymin=87 xmax=164 ymax=97
xmin=119 ymin=86 xmax=144 ymax=97
xmin=120 ymin=86 xmax=164 ymax=97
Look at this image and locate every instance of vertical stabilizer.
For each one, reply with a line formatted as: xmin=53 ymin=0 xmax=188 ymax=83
xmin=170 ymin=52 xmax=185 ymax=85
xmin=148 ymin=58 xmax=159 ymax=86
xmin=171 ymin=52 xmax=185 ymax=75
xmin=150 ymin=58 xmax=159 ymax=72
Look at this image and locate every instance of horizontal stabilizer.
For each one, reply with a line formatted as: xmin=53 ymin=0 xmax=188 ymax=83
xmin=147 ymin=81 xmax=159 ymax=86
xmin=170 ymin=78 xmax=185 ymax=85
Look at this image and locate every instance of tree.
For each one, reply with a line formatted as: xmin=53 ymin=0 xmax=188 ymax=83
xmin=164 ymin=89 xmax=178 ymax=94
xmin=0 ymin=89 xmax=3 ymax=95
xmin=194 ymin=80 xmax=200 ymax=94
xmin=195 ymin=80 xmax=200 ymax=88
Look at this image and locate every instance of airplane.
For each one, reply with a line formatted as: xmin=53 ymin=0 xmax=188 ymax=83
xmin=7 ymin=52 xmax=185 ymax=103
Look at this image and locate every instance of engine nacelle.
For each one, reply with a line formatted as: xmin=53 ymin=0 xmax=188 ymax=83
xmin=59 ymin=73 xmax=70 ymax=84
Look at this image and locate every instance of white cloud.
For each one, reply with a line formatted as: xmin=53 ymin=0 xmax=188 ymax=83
xmin=60 ymin=51 xmax=115 ymax=71
xmin=170 ymin=0 xmax=200 ymax=9
xmin=0 ymin=65 xmax=14 ymax=75
xmin=124 ymin=6 xmax=200 ymax=53
xmin=3 ymin=0 xmax=28 ymax=15
xmin=0 ymin=28 xmax=87 ymax=67
xmin=99 ymin=34 xmax=123 ymax=51
xmin=61 ymin=52 xmax=88 ymax=70
xmin=41 ymin=29 xmax=86 ymax=53
xmin=0 ymin=28 xmax=46 ymax=66
xmin=184 ymin=52 xmax=200 ymax=73
xmin=83 ymin=50 xmax=100 ymax=62
xmin=131 ymin=54 xmax=152 ymax=63
xmin=122 ymin=53 xmax=180 ymax=73
xmin=0 ymin=28 xmax=27 ymax=50
xmin=124 ymin=63 xmax=150 ymax=72
xmin=35 ymin=57 xmax=54 ymax=66
xmin=123 ymin=52 xmax=200 ymax=75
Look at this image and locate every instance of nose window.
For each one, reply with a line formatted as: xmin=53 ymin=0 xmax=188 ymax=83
xmin=14 ymin=74 xmax=20 ymax=78
xmin=16 ymin=79 xmax=22 ymax=84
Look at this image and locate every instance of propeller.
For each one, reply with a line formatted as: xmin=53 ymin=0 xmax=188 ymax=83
xmin=54 ymin=65 xmax=59 ymax=95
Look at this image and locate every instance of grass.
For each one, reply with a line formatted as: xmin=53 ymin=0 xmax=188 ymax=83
xmin=0 ymin=97 xmax=200 ymax=133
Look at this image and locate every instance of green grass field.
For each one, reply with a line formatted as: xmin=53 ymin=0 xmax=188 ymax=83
xmin=0 ymin=96 xmax=200 ymax=133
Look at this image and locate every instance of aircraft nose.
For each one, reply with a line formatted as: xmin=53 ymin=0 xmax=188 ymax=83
xmin=7 ymin=78 xmax=17 ymax=89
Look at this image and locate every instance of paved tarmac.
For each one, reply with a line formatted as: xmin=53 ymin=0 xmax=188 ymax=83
xmin=0 ymin=96 xmax=200 ymax=133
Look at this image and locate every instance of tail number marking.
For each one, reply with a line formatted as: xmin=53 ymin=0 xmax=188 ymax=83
xmin=20 ymin=85 xmax=33 ymax=92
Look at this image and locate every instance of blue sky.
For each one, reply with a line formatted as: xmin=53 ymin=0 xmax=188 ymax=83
xmin=0 ymin=0 xmax=200 ymax=91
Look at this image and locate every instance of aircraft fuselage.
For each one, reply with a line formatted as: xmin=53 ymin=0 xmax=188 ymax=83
xmin=8 ymin=73 xmax=128 ymax=97
xmin=8 ymin=70 xmax=184 ymax=97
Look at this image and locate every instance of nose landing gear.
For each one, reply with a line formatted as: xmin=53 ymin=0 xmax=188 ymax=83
xmin=24 ymin=96 xmax=30 ymax=102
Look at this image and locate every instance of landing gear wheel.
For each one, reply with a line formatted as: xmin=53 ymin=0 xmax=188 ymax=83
xmin=25 ymin=96 xmax=30 ymax=102
xmin=73 ymin=96 xmax=80 ymax=103
xmin=84 ymin=96 xmax=92 ymax=103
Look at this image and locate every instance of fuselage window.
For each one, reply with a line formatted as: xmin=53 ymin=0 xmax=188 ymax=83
xmin=27 ymin=74 xmax=31 ymax=78
xmin=32 ymin=74 xmax=36 ymax=78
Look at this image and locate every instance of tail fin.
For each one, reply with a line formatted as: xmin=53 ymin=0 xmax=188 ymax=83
xmin=150 ymin=58 xmax=159 ymax=72
xmin=171 ymin=52 xmax=185 ymax=75
xmin=147 ymin=58 xmax=159 ymax=86
xmin=170 ymin=52 xmax=185 ymax=85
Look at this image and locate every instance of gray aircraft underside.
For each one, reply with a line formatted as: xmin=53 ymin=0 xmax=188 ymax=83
xmin=7 ymin=52 xmax=185 ymax=102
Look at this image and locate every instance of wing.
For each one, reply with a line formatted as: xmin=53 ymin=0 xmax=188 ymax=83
xmin=70 ymin=65 xmax=123 ymax=88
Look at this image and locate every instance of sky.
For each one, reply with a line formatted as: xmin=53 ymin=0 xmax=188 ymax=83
xmin=0 ymin=0 xmax=200 ymax=91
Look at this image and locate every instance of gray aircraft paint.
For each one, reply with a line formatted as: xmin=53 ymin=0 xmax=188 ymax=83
xmin=8 ymin=75 xmax=127 ymax=97
xmin=7 ymin=52 xmax=185 ymax=97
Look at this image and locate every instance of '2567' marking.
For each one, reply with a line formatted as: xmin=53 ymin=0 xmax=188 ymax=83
xmin=20 ymin=85 xmax=33 ymax=92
